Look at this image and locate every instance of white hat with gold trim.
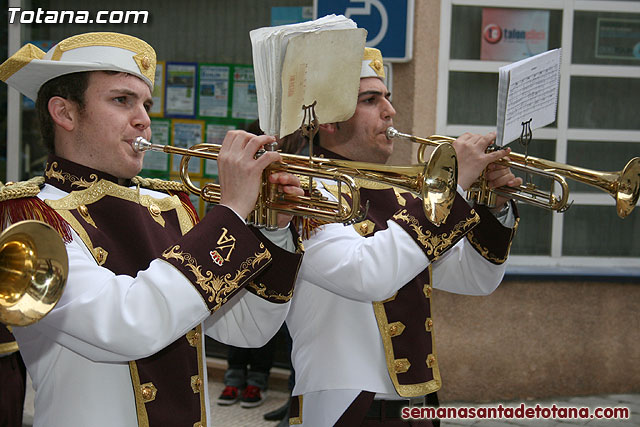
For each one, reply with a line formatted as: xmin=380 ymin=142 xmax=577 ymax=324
xmin=361 ymin=47 xmax=385 ymax=79
xmin=0 ymin=32 xmax=156 ymax=101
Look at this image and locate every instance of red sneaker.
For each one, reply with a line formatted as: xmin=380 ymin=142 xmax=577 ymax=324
xmin=217 ymin=385 xmax=239 ymax=405
xmin=240 ymin=385 xmax=266 ymax=408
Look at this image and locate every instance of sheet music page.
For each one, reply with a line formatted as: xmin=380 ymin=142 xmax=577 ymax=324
xmin=250 ymin=15 xmax=361 ymax=136
xmin=280 ymin=28 xmax=366 ymax=137
xmin=496 ymin=48 xmax=561 ymax=146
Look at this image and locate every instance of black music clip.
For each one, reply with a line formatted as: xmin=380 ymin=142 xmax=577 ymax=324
xmin=519 ymin=118 xmax=533 ymax=149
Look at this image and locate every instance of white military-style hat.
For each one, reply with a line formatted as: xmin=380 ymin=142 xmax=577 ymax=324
xmin=0 ymin=32 xmax=156 ymax=101
xmin=360 ymin=47 xmax=385 ymax=79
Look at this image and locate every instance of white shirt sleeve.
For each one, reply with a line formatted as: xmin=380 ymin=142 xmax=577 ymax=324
xmin=300 ymin=220 xmax=431 ymax=302
xmin=260 ymin=226 xmax=296 ymax=252
xmin=203 ymin=290 xmax=289 ymax=347
xmin=431 ymin=237 xmax=507 ymax=296
xmin=298 ymin=181 xmax=507 ymax=302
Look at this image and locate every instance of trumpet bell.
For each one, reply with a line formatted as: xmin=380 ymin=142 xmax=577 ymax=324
xmin=423 ymin=143 xmax=458 ymax=225
xmin=617 ymin=157 xmax=640 ymax=218
xmin=0 ymin=221 xmax=68 ymax=327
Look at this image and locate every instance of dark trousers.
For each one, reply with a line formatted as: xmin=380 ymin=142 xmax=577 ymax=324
xmin=0 ymin=352 xmax=27 ymax=427
xmin=224 ymin=333 xmax=278 ymax=390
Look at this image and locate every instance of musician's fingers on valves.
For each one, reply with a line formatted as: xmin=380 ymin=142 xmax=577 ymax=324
xmin=452 ymin=131 xmax=511 ymax=190
xmin=485 ymin=163 xmax=522 ymax=190
xmin=217 ymin=130 xmax=282 ymax=218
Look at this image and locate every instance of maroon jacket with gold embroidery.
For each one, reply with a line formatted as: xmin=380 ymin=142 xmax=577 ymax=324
xmin=2 ymin=155 xmax=302 ymax=427
xmin=287 ymin=146 xmax=519 ymax=407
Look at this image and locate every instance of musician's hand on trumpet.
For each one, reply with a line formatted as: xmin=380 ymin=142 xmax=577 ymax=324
xmin=484 ymin=162 xmax=523 ymax=213
xmin=216 ymin=130 xmax=303 ymax=228
xmin=451 ymin=131 xmax=522 ymax=212
xmin=268 ymin=171 xmax=304 ymax=228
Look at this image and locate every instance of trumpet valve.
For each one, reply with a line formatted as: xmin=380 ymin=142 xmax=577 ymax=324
xmin=255 ymin=141 xmax=278 ymax=158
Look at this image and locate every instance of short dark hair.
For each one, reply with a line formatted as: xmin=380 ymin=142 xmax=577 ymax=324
xmin=35 ymin=72 xmax=90 ymax=152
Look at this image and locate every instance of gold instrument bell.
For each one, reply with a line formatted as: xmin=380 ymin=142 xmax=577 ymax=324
xmin=0 ymin=220 xmax=68 ymax=327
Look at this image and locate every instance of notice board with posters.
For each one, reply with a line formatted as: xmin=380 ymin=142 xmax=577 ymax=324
xmin=481 ymin=8 xmax=550 ymax=61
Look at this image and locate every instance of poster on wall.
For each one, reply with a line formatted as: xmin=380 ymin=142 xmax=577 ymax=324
xmin=480 ymin=8 xmax=549 ymax=61
xmin=596 ymin=18 xmax=640 ymax=61
xmin=203 ymin=121 xmax=239 ymax=179
xmin=198 ymin=64 xmax=231 ymax=118
xmin=171 ymin=119 xmax=204 ymax=174
xmin=231 ymin=65 xmax=259 ymax=120
xmin=165 ymin=62 xmax=197 ymax=117
xmin=149 ymin=61 xmax=165 ymax=117
xmin=141 ymin=119 xmax=171 ymax=176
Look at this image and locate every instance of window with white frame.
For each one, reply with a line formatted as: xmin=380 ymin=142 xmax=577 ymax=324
xmin=437 ymin=0 xmax=640 ymax=274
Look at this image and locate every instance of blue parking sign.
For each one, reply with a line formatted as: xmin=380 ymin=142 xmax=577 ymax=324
xmin=314 ymin=0 xmax=414 ymax=62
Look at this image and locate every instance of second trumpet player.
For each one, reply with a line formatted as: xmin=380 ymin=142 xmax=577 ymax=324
xmin=281 ymin=46 xmax=523 ymax=426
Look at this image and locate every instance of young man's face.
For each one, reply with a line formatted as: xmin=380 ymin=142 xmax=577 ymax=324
xmin=66 ymin=71 xmax=153 ymax=179
xmin=330 ymin=77 xmax=396 ymax=164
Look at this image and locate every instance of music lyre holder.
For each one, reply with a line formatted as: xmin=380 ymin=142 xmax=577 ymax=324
xmin=300 ymin=101 xmax=319 ymax=160
xmin=297 ymin=101 xmax=367 ymax=225
xmin=300 ymin=102 xmax=319 ymax=201
xmin=519 ymin=118 xmax=533 ymax=180
xmin=519 ymin=118 xmax=533 ymax=150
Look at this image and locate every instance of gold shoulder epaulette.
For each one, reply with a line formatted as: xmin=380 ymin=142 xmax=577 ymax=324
xmin=131 ymin=176 xmax=188 ymax=193
xmin=0 ymin=176 xmax=45 ymax=201
xmin=0 ymin=176 xmax=73 ymax=243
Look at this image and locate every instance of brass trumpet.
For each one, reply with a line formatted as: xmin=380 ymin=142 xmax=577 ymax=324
xmin=386 ymin=127 xmax=640 ymax=218
xmin=133 ymin=137 xmax=459 ymax=226
xmin=0 ymin=221 xmax=68 ymax=327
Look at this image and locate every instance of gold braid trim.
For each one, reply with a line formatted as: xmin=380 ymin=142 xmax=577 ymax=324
xmin=50 ymin=32 xmax=156 ymax=84
xmin=45 ymin=161 xmax=98 ymax=188
xmin=247 ymin=282 xmax=293 ymax=302
xmin=393 ymin=209 xmax=479 ymax=260
xmin=128 ymin=361 xmax=151 ymax=427
xmin=132 ymin=176 xmax=188 ymax=193
xmin=0 ymin=177 xmax=44 ymax=201
xmin=0 ymin=43 xmax=45 ymax=81
xmin=162 ymin=244 xmax=271 ymax=312
xmin=466 ymin=217 xmax=520 ymax=265
xmin=289 ymin=395 xmax=303 ymax=425
xmin=0 ymin=342 xmax=19 ymax=355
xmin=372 ymin=268 xmax=442 ymax=397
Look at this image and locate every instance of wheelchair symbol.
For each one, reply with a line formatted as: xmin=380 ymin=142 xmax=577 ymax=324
xmin=345 ymin=0 xmax=388 ymax=48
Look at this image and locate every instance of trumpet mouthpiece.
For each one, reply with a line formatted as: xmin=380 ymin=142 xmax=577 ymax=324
xmin=385 ymin=127 xmax=399 ymax=140
xmin=132 ymin=137 xmax=151 ymax=152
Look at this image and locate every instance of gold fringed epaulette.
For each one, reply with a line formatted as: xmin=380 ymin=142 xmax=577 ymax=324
xmin=0 ymin=177 xmax=73 ymax=243
xmin=292 ymin=216 xmax=333 ymax=240
xmin=172 ymin=191 xmax=199 ymax=226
